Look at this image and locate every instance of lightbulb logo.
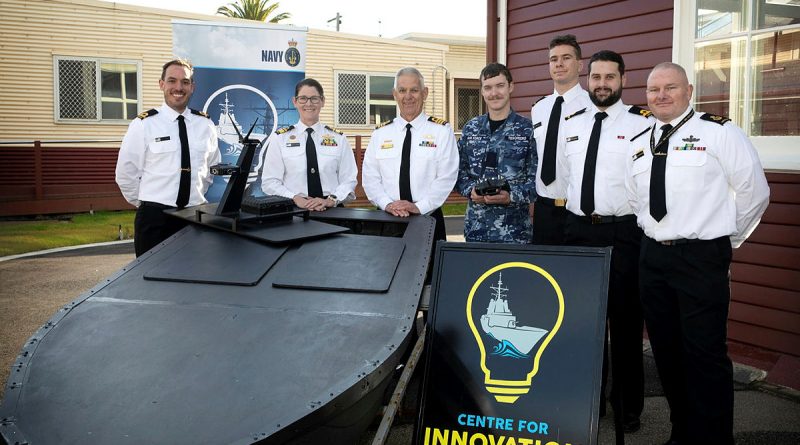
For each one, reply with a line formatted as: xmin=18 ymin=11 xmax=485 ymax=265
xmin=465 ymin=262 xmax=565 ymax=404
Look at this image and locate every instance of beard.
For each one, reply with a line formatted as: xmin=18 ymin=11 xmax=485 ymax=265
xmin=590 ymin=87 xmax=622 ymax=108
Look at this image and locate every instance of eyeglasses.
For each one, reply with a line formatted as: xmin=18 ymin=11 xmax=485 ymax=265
xmin=295 ymin=96 xmax=323 ymax=104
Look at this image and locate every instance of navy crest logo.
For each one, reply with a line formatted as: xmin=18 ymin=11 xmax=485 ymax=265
xmin=286 ymin=39 xmax=301 ymax=67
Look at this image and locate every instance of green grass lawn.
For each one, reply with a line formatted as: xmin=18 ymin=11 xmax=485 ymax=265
xmin=0 ymin=204 xmax=466 ymax=257
xmin=0 ymin=211 xmax=135 ymax=257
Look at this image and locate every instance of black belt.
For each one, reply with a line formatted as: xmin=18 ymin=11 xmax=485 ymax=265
xmin=140 ymin=201 xmax=175 ymax=210
xmin=575 ymin=214 xmax=636 ymax=225
xmin=647 ymin=236 xmax=728 ymax=246
xmin=537 ymin=196 xmax=567 ymax=207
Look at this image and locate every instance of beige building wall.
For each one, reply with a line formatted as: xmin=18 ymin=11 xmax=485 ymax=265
xmin=0 ymin=0 xmax=484 ymax=144
xmin=0 ymin=0 xmax=248 ymax=142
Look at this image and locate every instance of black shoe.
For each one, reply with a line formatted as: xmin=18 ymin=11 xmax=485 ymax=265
xmin=623 ymin=417 xmax=641 ymax=433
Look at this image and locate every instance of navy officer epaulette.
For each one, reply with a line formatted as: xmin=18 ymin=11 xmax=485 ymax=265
xmin=137 ymin=109 xmax=158 ymax=120
xmin=630 ymin=126 xmax=650 ymax=142
xmin=190 ymin=109 xmax=210 ymax=118
xmin=564 ymin=108 xmax=586 ymax=121
xmin=324 ymin=125 xmax=343 ymax=135
xmin=275 ymin=125 xmax=294 ymax=134
xmin=700 ymin=113 xmax=730 ymax=125
xmin=533 ymin=96 xmax=547 ymax=106
xmin=428 ymin=116 xmax=448 ymax=126
xmin=628 ymin=105 xmax=653 ymax=118
xmin=375 ymin=120 xmax=392 ymax=129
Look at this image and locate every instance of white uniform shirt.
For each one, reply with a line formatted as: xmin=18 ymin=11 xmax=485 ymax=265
xmin=362 ymin=113 xmax=459 ymax=215
xmin=625 ymin=107 xmax=770 ymax=248
xmin=561 ymin=100 xmax=652 ymax=216
xmin=260 ymin=121 xmax=357 ymax=203
xmin=115 ymin=103 xmax=220 ymax=207
xmin=530 ymin=83 xmax=592 ymax=200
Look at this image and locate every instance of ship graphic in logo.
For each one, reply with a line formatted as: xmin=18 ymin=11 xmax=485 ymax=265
xmin=480 ymin=273 xmax=549 ymax=359
xmin=286 ymin=38 xmax=301 ymax=67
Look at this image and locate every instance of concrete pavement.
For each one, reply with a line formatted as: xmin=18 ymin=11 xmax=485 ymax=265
xmin=1 ymin=218 xmax=798 ymax=444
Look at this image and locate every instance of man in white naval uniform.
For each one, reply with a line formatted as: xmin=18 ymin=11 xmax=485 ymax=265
xmin=115 ymin=59 xmax=220 ymax=257
xmin=261 ymin=78 xmax=357 ymax=210
xmin=362 ymin=66 xmax=459 ymax=242
xmin=529 ymin=34 xmax=592 ymax=244
xmin=625 ymin=62 xmax=769 ymax=445
xmin=560 ymin=50 xmax=653 ymax=434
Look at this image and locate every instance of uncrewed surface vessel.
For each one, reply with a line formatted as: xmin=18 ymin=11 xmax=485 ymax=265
xmin=0 ymin=204 xmax=434 ymax=444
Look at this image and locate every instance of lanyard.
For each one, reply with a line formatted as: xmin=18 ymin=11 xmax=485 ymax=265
xmin=649 ymin=110 xmax=694 ymax=155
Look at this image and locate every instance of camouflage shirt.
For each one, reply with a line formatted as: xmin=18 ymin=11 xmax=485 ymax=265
xmin=457 ymin=110 xmax=537 ymax=243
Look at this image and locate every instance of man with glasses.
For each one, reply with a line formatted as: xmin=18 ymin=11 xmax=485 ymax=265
xmin=116 ymin=58 xmax=220 ymax=257
xmin=362 ymin=67 xmax=459 ymax=242
xmin=261 ymin=78 xmax=357 ymax=211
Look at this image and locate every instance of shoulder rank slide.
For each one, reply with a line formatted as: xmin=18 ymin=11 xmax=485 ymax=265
xmin=630 ymin=126 xmax=651 ymax=142
xmin=700 ymin=113 xmax=730 ymax=125
xmin=276 ymin=125 xmax=295 ymax=134
xmin=190 ymin=109 xmax=210 ymax=118
xmin=533 ymin=96 xmax=547 ymax=106
xmin=564 ymin=108 xmax=586 ymax=121
xmin=628 ymin=105 xmax=653 ymax=118
xmin=324 ymin=125 xmax=343 ymax=135
xmin=137 ymin=109 xmax=158 ymax=120
xmin=428 ymin=116 xmax=448 ymax=126
xmin=375 ymin=120 xmax=392 ymax=129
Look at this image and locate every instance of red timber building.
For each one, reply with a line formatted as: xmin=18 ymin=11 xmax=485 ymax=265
xmin=486 ymin=0 xmax=799 ymax=388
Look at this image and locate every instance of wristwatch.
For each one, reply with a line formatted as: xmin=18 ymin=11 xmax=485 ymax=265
xmin=326 ymin=194 xmax=338 ymax=206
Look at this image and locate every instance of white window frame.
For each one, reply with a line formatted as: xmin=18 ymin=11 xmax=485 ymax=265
xmin=674 ymin=0 xmax=800 ymax=170
xmin=53 ymin=56 xmax=143 ymax=124
xmin=334 ymin=71 xmax=397 ymax=128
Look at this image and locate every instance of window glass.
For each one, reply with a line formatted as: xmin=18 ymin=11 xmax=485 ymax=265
xmin=337 ymin=73 xmax=367 ymax=126
xmin=750 ymin=29 xmax=800 ymax=135
xmin=694 ymin=39 xmax=746 ymax=125
xmin=754 ymin=0 xmax=800 ymax=30
xmin=696 ymin=0 xmax=748 ymax=38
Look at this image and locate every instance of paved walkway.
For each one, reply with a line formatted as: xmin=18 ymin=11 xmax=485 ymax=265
xmin=1 ymin=219 xmax=798 ymax=444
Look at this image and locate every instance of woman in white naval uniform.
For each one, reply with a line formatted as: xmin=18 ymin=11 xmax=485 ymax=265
xmin=261 ymin=78 xmax=357 ymax=211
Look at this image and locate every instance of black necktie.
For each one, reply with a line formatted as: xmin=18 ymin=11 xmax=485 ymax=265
xmin=176 ymin=115 xmax=190 ymax=208
xmin=580 ymin=111 xmax=608 ymax=216
xmin=305 ymin=127 xmax=323 ymax=198
xmin=540 ymin=95 xmax=564 ymax=185
xmin=399 ymin=123 xmax=413 ymax=201
xmin=649 ymin=124 xmax=673 ymax=221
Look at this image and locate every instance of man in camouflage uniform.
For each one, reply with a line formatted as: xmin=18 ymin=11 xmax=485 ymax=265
xmin=457 ymin=63 xmax=537 ymax=243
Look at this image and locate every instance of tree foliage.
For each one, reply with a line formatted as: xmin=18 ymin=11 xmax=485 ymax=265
xmin=216 ymin=0 xmax=291 ymax=23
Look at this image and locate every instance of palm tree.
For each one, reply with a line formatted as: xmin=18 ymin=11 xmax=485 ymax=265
xmin=216 ymin=0 xmax=291 ymax=23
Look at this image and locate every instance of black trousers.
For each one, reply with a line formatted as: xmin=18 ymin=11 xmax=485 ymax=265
xmin=134 ymin=202 xmax=187 ymax=257
xmin=639 ymin=236 xmax=734 ymax=444
xmin=531 ymin=197 xmax=568 ymax=245
xmin=565 ymin=213 xmax=644 ymax=421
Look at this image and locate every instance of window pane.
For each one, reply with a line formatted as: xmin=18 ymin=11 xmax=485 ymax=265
xmin=126 ymin=103 xmax=138 ymax=120
xmin=456 ymin=87 xmax=482 ymax=129
xmin=101 ymin=101 xmax=123 ymax=120
xmin=369 ymin=103 xmax=396 ymax=125
xmin=125 ymin=71 xmax=138 ymax=97
xmin=101 ymin=70 xmax=122 ymax=99
xmin=696 ymin=0 xmax=748 ymax=38
xmin=694 ymin=39 xmax=747 ymax=125
xmin=369 ymin=76 xmax=394 ymax=101
xmin=750 ymin=29 xmax=800 ymax=136
xmin=58 ymin=59 xmax=97 ymax=120
xmin=754 ymin=0 xmax=800 ymax=30
xmin=337 ymin=73 xmax=367 ymax=126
